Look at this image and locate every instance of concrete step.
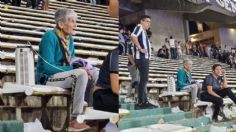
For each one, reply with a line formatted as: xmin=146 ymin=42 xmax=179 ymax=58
xmin=169 ymin=116 xmax=211 ymax=128
xmin=195 ymin=121 xmax=235 ymax=132
xmin=123 ymin=107 xmax=171 ymax=119
xmin=119 ymin=110 xmax=192 ymax=130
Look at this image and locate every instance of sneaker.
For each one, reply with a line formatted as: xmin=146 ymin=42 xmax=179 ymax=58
xmin=212 ymin=117 xmax=219 ymax=123
xmin=135 ymin=103 xmax=145 ymax=110
xmin=68 ymin=120 xmax=90 ymax=132
xmin=132 ymin=81 xmax=139 ymax=88
xmin=148 ymin=99 xmax=160 ymax=107
xmin=135 ymin=103 xmax=152 ymax=110
xmin=218 ymin=109 xmax=231 ymax=121
xmin=135 ymin=102 xmax=157 ymax=110
xmin=144 ymin=101 xmax=158 ymax=109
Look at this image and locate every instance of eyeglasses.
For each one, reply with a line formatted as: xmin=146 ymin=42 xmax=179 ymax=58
xmin=143 ymin=18 xmax=151 ymax=22
xmin=144 ymin=20 xmax=151 ymax=23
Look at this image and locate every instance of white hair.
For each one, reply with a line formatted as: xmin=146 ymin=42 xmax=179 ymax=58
xmin=183 ymin=59 xmax=193 ymax=65
xmin=55 ymin=8 xmax=77 ymax=24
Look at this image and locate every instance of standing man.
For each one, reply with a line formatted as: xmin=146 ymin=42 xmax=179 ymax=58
xmin=131 ymin=15 xmax=155 ymax=109
xmin=169 ymin=36 xmax=176 ymax=59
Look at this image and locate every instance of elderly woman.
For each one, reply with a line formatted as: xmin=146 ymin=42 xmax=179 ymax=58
xmin=37 ymin=9 xmax=90 ymax=130
xmin=176 ymin=60 xmax=202 ymax=105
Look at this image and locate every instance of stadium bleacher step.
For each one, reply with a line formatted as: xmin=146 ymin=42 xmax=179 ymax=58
xmin=119 ymin=107 xmax=193 ymax=130
xmin=168 ymin=116 xmax=211 ymax=128
xmin=123 ymin=107 xmax=172 ymax=119
xmin=194 ymin=120 xmax=236 ymax=132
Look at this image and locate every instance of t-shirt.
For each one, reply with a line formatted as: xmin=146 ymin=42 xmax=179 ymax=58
xmin=202 ymin=74 xmax=223 ymax=92
xmin=96 ymin=48 xmax=119 ymax=89
xmin=131 ymin=24 xmax=152 ymax=59
xmin=169 ymin=39 xmax=175 ymax=48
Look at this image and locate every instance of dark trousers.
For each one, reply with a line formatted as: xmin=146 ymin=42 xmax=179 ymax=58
xmin=93 ymin=89 xmax=118 ymax=113
xmin=31 ymin=0 xmax=38 ymax=9
xmin=200 ymin=88 xmax=236 ymax=120
xmin=93 ymin=89 xmax=118 ymax=130
xmin=1 ymin=0 xmax=9 ymax=4
xmin=11 ymin=0 xmax=21 ymax=6
xmin=170 ymin=48 xmax=177 ymax=59
xmin=135 ymin=59 xmax=149 ymax=104
xmin=26 ymin=0 xmax=40 ymax=9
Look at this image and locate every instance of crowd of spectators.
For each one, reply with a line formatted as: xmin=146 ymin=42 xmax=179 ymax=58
xmin=186 ymin=42 xmax=236 ymax=69
xmin=156 ymin=36 xmax=184 ymax=60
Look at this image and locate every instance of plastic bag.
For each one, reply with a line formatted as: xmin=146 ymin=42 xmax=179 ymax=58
xmin=231 ymin=106 xmax=236 ymax=119
xmin=202 ymin=106 xmax=212 ymax=120
xmin=24 ymin=119 xmax=51 ymax=132
xmin=223 ymin=107 xmax=232 ymax=119
xmin=171 ymin=106 xmax=183 ymax=113
xmin=210 ymin=125 xmax=227 ymax=132
xmin=105 ymin=122 xmax=118 ymax=132
xmin=206 ymin=106 xmax=213 ymax=115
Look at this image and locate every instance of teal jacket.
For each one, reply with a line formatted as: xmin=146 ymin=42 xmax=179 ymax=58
xmin=36 ymin=30 xmax=75 ymax=83
xmin=176 ymin=67 xmax=192 ymax=90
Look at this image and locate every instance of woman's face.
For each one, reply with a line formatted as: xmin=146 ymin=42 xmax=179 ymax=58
xmin=62 ymin=17 xmax=77 ymax=35
xmin=184 ymin=63 xmax=193 ymax=71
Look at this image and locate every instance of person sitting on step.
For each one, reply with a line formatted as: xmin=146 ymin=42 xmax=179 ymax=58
xmin=37 ymin=8 xmax=91 ymax=131
xmin=177 ymin=59 xmax=202 ymax=105
xmin=92 ymin=44 xmax=122 ymax=131
xmin=200 ymin=64 xmax=236 ymax=122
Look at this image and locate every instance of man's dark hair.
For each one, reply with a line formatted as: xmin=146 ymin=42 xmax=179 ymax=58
xmin=170 ymin=36 xmax=173 ymax=39
xmin=212 ymin=64 xmax=221 ymax=71
xmin=140 ymin=15 xmax=151 ymax=22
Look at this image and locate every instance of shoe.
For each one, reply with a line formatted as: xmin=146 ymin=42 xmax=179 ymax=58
xmin=148 ymin=99 xmax=160 ymax=107
xmin=68 ymin=120 xmax=90 ymax=132
xmin=144 ymin=101 xmax=158 ymax=109
xmin=135 ymin=102 xmax=158 ymax=110
xmin=218 ymin=109 xmax=231 ymax=121
xmin=212 ymin=117 xmax=219 ymax=123
xmin=135 ymin=103 xmax=146 ymax=110
xmin=135 ymin=103 xmax=151 ymax=110
xmin=132 ymin=81 xmax=139 ymax=88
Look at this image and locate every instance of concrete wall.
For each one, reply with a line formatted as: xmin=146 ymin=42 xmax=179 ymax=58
xmin=120 ymin=10 xmax=145 ymax=25
xmin=145 ymin=9 xmax=186 ymax=51
xmin=219 ymin=28 xmax=236 ymax=50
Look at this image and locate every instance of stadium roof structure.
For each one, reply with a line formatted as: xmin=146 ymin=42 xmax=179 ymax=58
xmin=120 ymin=0 xmax=236 ymax=27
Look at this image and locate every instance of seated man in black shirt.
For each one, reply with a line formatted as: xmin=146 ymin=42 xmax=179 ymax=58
xmin=93 ymin=46 xmax=119 ymax=113
xmin=157 ymin=46 xmax=167 ymax=58
xmin=200 ymin=64 xmax=236 ymax=122
xmin=92 ymin=45 xmax=121 ymax=130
